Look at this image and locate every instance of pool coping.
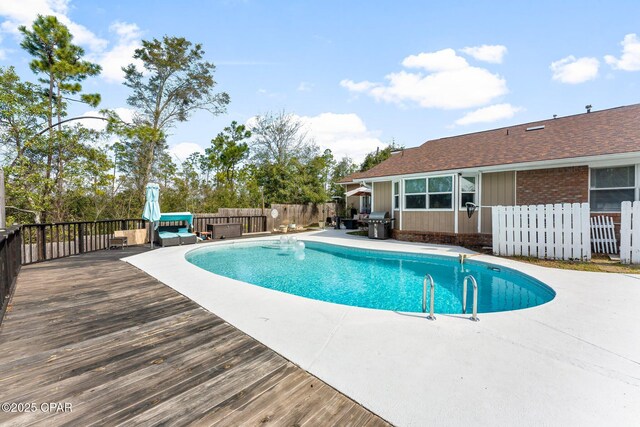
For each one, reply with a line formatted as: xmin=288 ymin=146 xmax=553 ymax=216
xmin=124 ymin=230 xmax=640 ymax=426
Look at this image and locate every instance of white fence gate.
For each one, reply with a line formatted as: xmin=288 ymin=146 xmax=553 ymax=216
xmin=620 ymin=201 xmax=640 ymax=264
xmin=590 ymin=216 xmax=618 ymax=254
xmin=492 ymin=203 xmax=591 ymax=261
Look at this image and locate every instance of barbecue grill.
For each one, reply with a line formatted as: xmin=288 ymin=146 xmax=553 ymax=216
xmin=366 ymin=211 xmax=394 ymax=239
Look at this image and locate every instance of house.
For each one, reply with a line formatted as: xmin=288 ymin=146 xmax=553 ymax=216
xmin=339 ymin=104 xmax=640 ymax=246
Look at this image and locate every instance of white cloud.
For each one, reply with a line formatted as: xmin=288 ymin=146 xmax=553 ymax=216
xmin=297 ymin=81 xmax=313 ymax=92
xmin=340 ymin=79 xmax=378 ymax=93
xmin=402 ymin=48 xmax=468 ymax=71
xmin=341 ymin=48 xmax=508 ymax=110
xmin=0 ymin=2 xmax=144 ymax=83
xmin=169 ymin=142 xmax=205 ymax=163
xmin=91 ymin=21 xmax=143 ymax=83
xmin=605 ymin=33 xmax=640 ymax=71
xmin=550 ymin=55 xmax=599 ymax=84
xmin=0 ymin=0 xmax=107 ymax=52
xmin=296 ymin=112 xmax=385 ymax=163
xmin=460 ymin=44 xmax=507 ymax=64
xmin=0 ymin=34 xmax=6 ymax=60
xmin=454 ymin=103 xmax=523 ymax=126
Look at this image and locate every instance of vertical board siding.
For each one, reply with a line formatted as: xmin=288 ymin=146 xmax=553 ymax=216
xmin=620 ymin=201 xmax=640 ymax=264
xmin=480 ymin=171 xmax=516 ymax=234
xmin=458 ymin=211 xmax=479 ymax=234
xmin=402 ymin=211 xmax=455 ymax=233
xmin=373 ymin=182 xmax=392 ymax=213
xmin=492 ymin=203 xmax=591 ymax=261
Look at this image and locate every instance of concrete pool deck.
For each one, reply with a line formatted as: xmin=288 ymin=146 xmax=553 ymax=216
xmin=124 ymin=230 xmax=640 ymax=427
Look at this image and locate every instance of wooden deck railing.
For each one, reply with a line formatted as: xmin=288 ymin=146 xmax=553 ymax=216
xmin=20 ymin=219 xmax=146 ymax=265
xmin=18 ymin=215 xmax=268 ymax=266
xmin=1 ymin=225 xmax=22 ymax=325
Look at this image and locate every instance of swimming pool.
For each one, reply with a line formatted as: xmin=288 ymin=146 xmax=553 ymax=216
xmin=186 ymin=240 xmax=555 ymax=314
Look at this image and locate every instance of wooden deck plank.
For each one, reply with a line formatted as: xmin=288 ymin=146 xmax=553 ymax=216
xmin=0 ymin=248 xmax=390 ymax=426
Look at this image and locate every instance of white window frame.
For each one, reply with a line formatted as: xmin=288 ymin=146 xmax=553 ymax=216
xmin=404 ymin=178 xmax=427 ymax=210
xmin=393 ymin=181 xmax=400 ymax=211
xmin=589 ymin=165 xmax=638 ymax=213
xmin=458 ymin=174 xmax=478 ymax=211
xmin=403 ymin=174 xmax=455 ymax=211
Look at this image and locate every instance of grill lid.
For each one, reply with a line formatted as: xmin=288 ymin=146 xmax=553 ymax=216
xmin=368 ymin=211 xmax=390 ymax=220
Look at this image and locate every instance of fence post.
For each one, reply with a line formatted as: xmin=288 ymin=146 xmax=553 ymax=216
xmin=633 ymin=202 xmax=640 ymax=264
xmin=78 ymin=223 xmax=85 ymax=254
xmin=620 ymin=201 xmax=631 ymax=264
xmin=491 ymin=206 xmax=500 ymax=255
xmin=38 ymin=224 xmax=46 ymax=262
xmin=581 ymin=203 xmax=591 ymax=261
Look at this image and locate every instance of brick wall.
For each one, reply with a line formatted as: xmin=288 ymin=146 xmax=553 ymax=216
xmin=392 ymin=230 xmax=492 ymax=250
xmin=516 ymin=166 xmax=589 ymax=206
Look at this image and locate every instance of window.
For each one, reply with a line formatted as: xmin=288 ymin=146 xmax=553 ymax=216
xmin=360 ymin=195 xmax=371 ymax=214
xmin=404 ymin=175 xmax=453 ymax=210
xmin=460 ymin=176 xmax=477 ymax=209
xmin=405 ymin=178 xmax=426 ymax=209
xmin=428 ymin=176 xmax=452 ymax=209
xmin=590 ymin=166 xmax=636 ymax=212
xmin=393 ymin=181 xmax=400 ymax=210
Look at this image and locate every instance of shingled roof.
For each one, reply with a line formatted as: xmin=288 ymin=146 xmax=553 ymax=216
xmin=339 ymin=104 xmax=640 ymax=183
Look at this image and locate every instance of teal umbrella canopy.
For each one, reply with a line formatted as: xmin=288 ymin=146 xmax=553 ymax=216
xmin=142 ymin=183 xmax=161 ymax=229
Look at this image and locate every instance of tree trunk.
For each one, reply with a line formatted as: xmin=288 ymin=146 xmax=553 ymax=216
xmin=41 ymin=73 xmax=55 ymax=223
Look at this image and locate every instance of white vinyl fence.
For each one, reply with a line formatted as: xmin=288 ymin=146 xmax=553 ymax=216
xmin=620 ymin=201 xmax=640 ymax=264
xmin=492 ymin=203 xmax=591 ymax=261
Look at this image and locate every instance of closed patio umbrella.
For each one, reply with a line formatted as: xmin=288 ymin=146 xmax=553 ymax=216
xmin=142 ymin=183 xmax=161 ymax=248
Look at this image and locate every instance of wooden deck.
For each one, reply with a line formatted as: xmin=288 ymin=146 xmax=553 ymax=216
xmin=0 ymin=248 xmax=389 ymax=426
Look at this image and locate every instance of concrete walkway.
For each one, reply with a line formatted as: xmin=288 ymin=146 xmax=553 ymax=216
xmin=125 ymin=230 xmax=640 ymax=427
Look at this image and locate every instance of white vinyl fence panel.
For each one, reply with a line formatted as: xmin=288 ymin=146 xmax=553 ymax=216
xmin=620 ymin=201 xmax=640 ymax=264
xmin=492 ymin=203 xmax=591 ymax=261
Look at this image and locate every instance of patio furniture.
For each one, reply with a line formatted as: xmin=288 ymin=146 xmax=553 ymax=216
xmin=155 ymin=212 xmax=197 ymax=246
xmin=155 ymin=228 xmax=181 ymax=247
xmin=197 ymin=231 xmax=212 ymax=240
xmin=109 ymin=236 xmax=128 ymax=250
xmin=207 ymin=223 xmax=242 ymax=239
xmin=114 ymin=229 xmax=147 ymax=245
xmin=342 ymin=219 xmax=358 ymax=230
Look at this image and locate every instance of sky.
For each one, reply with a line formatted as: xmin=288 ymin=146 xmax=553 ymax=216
xmin=1 ymin=0 xmax=640 ymax=164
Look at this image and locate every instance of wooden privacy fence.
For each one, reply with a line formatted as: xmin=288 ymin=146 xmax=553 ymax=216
xmin=620 ymin=201 xmax=640 ymax=264
xmin=1 ymin=226 xmax=22 ymax=326
xmin=492 ymin=203 xmax=591 ymax=261
xmin=192 ymin=216 xmax=267 ymax=234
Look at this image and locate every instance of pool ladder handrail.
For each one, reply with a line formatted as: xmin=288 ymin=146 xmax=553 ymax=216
xmin=462 ymin=275 xmax=480 ymax=322
xmin=422 ymin=274 xmax=436 ymax=320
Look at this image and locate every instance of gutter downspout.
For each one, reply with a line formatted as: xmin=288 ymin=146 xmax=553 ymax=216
xmin=454 ymin=174 xmax=459 ymax=234
xmin=477 ymin=172 xmax=483 ymax=233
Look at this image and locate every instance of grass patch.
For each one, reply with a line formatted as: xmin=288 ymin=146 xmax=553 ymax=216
xmin=346 ymin=230 xmax=368 ymax=237
xmin=504 ymin=254 xmax=640 ymax=274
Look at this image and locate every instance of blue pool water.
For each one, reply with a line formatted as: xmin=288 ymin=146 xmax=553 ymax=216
xmin=185 ymin=240 xmax=555 ymax=314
